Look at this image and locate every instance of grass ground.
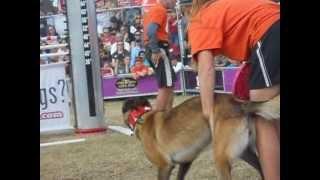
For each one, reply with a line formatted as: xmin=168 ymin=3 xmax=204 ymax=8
xmin=40 ymin=94 xmax=261 ymax=180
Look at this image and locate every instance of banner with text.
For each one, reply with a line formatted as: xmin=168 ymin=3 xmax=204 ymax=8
xmin=102 ymin=73 xmax=182 ymax=99
xmin=40 ymin=63 xmax=72 ymax=132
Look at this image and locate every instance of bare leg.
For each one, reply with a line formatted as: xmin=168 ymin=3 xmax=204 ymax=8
xmin=255 ymin=116 xmax=280 ymax=180
xmin=275 ymin=119 xmax=280 ymax=140
xmin=177 ymin=162 xmax=192 ymax=180
xmin=249 ymin=86 xmax=280 ymax=180
xmin=154 ymin=87 xmax=174 ymax=111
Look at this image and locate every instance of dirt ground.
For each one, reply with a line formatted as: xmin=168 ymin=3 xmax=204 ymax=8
xmin=40 ymin=94 xmax=261 ymax=180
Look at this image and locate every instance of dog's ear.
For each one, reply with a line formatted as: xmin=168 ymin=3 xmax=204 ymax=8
xmin=122 ymin=98 xmax=135 ymax=114
xmin=122 ymin=97 xmax=151 ymax=115
xmin=136 ymin=97 xmax=151 ymax=108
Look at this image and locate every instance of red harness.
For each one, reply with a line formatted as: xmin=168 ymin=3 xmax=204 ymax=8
xmin=232 ymin=62 xmax=251 ymax=101
xmin=128 ymin=106 xmax=152 ymax=130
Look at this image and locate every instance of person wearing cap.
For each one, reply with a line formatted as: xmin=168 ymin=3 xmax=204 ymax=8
xmin=188 ymin=0 xmax=280 ymax=179
xmin=143 ymin=0 xmax=177 ymax=111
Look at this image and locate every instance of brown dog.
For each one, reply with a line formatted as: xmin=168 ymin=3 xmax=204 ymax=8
xmin=122 ymin=94 xmax=279 ymax=180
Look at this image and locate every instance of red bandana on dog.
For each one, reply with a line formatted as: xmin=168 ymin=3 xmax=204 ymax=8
xmin=232 ymin=62 xmax=251 ymax=101
xmin=128 ymin=106 xmax=152 ymax=130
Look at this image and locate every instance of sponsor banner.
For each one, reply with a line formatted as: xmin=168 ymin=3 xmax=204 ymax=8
xmin=102 ymin=73 xmax=182 ymax=99
xmin=40 ymin=62 xmax=72 ymax=132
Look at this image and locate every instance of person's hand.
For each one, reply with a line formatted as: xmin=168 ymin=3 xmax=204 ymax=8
xmin=138 ymin=70 xmax=147 ymax=77
xmin=132 ymin=73 xmax=139 ymax=80
xmin=147 ymin=68 xmax=154 ymax=75
xmin=151 ymin=52 xmax=162 ymax=67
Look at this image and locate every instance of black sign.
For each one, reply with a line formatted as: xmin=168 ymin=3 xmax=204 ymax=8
xmin=80 ymin=0 xmax=96 ymax=116
xmin=115 ymin=78 xmax=138 ymax=89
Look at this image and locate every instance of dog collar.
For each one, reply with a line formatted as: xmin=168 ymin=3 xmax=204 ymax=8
xmin=136 ymin=116 xmax=145 ymax=125
xmin=128 ymin=106 xmax=151 ymax=130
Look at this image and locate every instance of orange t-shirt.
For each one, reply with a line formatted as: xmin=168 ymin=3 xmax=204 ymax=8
xmin=131 ymin=65 xmax=149 ymax=74
xmin=188 ymin=0 xmax=280 ymax=61
xmin=143 ymin=3 xmax=169 ymax=44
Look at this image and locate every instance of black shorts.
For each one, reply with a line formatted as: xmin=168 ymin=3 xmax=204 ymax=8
xmin=249 ymin=20 xmax=280 ymax=90
xmin=145 ymin=42 xmax=177 ymax=88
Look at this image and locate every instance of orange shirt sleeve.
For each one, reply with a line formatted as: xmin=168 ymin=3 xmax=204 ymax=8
xmin=188 ymin=25 xmax=223 ymax=58
xmin=188 ymin=16 xmax=223 ymax=60
xmin=188 ymin=2 xmax=229 ymax=59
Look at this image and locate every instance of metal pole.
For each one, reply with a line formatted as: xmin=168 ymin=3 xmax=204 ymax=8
xmin=175 ymin=1 xmax=187 ymax=95
xmin=65 ymin=0 xmax=106 ymax=133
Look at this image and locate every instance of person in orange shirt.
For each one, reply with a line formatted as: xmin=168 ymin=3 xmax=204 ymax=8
xmin=188 ymin=0 xmax=280 ymax=180
xmin=143 ymin=0 xmax=177 ymax=111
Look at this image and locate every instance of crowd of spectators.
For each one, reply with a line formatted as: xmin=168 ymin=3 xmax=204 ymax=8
xmin=40 ymin=2 xmax=237 ymax=79
xmin=99 ymin=9 xmax=189 ymax=79
xmin=40 ymin=0 xmax=66 ymax=16
xmin=99 ymin=12 xmax=149 ymax=78
xmin=40 ymin=25 xmax=69 ymax=65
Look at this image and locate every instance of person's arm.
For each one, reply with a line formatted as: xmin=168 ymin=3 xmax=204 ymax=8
xmin=147 ymin=23 xmax=163 ymax=66
xmin=130 ymin=66 xmax=134 ymax=73
xmin=131 ymin=67 xmax=138 ymax=79
xmin=113 ymin=58 xmax=118 ymax=75
xmin=172 ymin=19 xmax=178 ymax=26
xmin=196 ymin=50 xmax=216 ymax=119
xmin=140 ymin=67 xmax=148 ymax=76
xmin=124 ymin=56 xmax=130 ymax=73
xmin=130 ymin=51 xmax=135 ymax=67
xmin=147 ymin=23 xmax=160 ymax=53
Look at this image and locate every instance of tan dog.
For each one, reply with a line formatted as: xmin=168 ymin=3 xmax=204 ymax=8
xmin=122 ymin=94 xmax=279 ymax=180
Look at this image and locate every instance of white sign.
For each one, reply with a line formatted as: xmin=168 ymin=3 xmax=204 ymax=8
xmin=40 ymin=63 xmax=72 ymax=132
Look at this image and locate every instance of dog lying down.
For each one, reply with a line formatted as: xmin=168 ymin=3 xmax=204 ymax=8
xmin=122 ymin=94 xmax=280 ymax=180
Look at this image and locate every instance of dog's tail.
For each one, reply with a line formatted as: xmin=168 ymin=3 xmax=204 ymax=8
xmin=241 ymin=95 xmax=280 ymax=120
